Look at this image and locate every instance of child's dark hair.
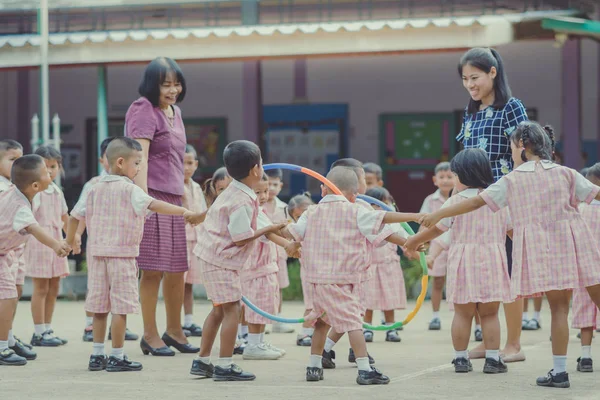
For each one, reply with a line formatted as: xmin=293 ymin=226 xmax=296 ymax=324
xmin=223 ymin=140 xmax=261 ymax=181
xmin=203 ymin=167 xmax=231 ymax=206
xmin=0 ymin=139 xmax=23 ymax=157
xmin=34 ymin=145 xmax=63 ymax=165
xmin=287 ymin=192 xmax=314 ymax=220
xmin=185 ymin=144 xmax=198 ymax=160
xmin=331 ymin=158 xmax=364 ymax=181
xmin=434 ymin=161 xmax=451 ymax=174
xmin=586 ymin=163 xmax=600 ymax=181
xmin=510 ymin=121 xmax=555 ymax=162
xmin=363 ymin=162 xmax=382 ymax=180
xmin=11 ymin=154 xmax=45 ymax=190
xmin=138 ymin=57 xmax=187 ymax=107
xmin=459 ymin=47 xmax=512 ymax=115
xmin=261 ymin=172 xmax=269 ymax=181
xmin=365 ymin=187 xmax=398 ymax=211
xmin=450 ymin=148 xmax=494 ymax=189
xmin=265 ymin=168 xmax=283 ymax=180
xmin=106 ymin=137 xmax=142 ymax=164
xmin=100 ymin=137 xmax=116 ymax=158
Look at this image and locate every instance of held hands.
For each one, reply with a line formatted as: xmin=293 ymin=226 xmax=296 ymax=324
xmin=269 ymin=222 xmax=288 ymax=236
xmin=284 ymin=241 xmax=302 ymax=258
xmin=72 ymin=233 xmax=82 ymax=255
xmin=403 ymin=235 xmax=421 ymax=252
xmin=184 ymin=210 xmax=207 ymax=226
xmin=54 ymin=240 xmax=72 ymax=258
xmin=418 ymin=213 xmax=440 ymax=229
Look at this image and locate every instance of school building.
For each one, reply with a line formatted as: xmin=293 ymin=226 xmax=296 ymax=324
xmin=0 ymin=0 xmax=599 ymax=211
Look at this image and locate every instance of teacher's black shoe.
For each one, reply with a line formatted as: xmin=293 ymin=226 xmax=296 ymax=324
xmin=140 ymin=337 xmax=175 ymax=356
xmin=162 ymin=333 xmax=199 ymax=354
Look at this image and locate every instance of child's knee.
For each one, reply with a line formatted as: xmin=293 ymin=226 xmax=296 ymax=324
xmin=94 ymin=312 xmax=109 ymax=321
xmin=434 ymin=277 xmax=445 ymax=290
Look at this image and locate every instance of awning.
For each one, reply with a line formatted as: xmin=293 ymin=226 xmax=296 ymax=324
xmin=0 ymin=9 xmax=580 ymax=68
xmin=542 ymin=17 xmax=600 ymax=41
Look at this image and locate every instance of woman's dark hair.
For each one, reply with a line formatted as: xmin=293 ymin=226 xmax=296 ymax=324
xmin=510 ymin=121 xmax=555 ymax=162
xmin=586 ymin=163 xmax=600 ymax=181
xmin=459 ymin=48 xmax=512 ymax=115
xmin=450 ymin=148 xmax=494 ymax=189
xmin=223 ymin=140 xmax=261 ymax=181
xmin=365 ymin=186 xmax=398 ymax=211
xmin=138 ymin=57 xmax=187 ymax=107
xmin=203 ymin=166 xmax=230 ymax=206
xmin=34 ymin=145 xmax=63 ymax=165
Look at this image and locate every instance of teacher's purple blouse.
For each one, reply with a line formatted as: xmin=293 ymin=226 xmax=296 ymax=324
xmin=125 ymin=97 xmax=186 ymax=196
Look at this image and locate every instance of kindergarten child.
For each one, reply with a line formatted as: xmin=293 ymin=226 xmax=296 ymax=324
xmin=67 ymin=137 xmax=204 ymax=372
xmin=1 ymin=155 xmax=71 ymax=366
xmin=407 ymin=148 xmax=512 ymax=374
xmin=363 ymin=162 xmax=384 ymax=190
xmin=571 ymin=163 xmax=600 ymax=373
xmin=418 ymin=122 xmax=600 ymax=388
xmin=25 ymin=146 xmax=70 ymax=347
xmin=190 ymin=140 xmax=287 ymax=382
xmin=182 ymin=145 xmax=208 ymax=337
xmin=203 ymin=167 xmax=232 ymax=207
xmin=420 ymin=161 xmax=454 ymax=331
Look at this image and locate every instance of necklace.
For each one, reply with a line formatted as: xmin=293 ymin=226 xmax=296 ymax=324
xmin=161 ymin=106 xmax=174 ymax=128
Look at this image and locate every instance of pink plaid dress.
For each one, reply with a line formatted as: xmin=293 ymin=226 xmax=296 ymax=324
xmin=436 ymin=188 xmax=513 ymax=304
xmin=421 ymin=190 xmax=448 ymax=277
xmin=364 ymin=242 xmax=407 ymax=311
xmin=183 ymin=180 xmax=207 ymax=285
xmin=24 ymin=183 xmax=69 ymax=279
xmin=264 ymin=197 xmax=290 ymax=289
xmin=572 ymin=200 xmax=600 ymax=329
xmin=481 ymin=161 xmax=600 ymax=298
xmin=194 ymin=180 xmax=260 ymax=305
xmin=0 ymin=187 xmax=38 ymax=299
xmin=290 ymin=195 xmax=393 ymax=333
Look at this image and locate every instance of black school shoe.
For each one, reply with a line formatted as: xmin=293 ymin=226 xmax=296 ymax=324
xmin=47 ymin=330 xmax=68 ymax=345
xmin=10 ymin=340 xmax=37 ymax=360
xmin=83 ymin=327 xmax=93 ymax=342
xmin=306 ymin=367 xmax=324 ymax=381
xmin=213 ymin=364 xmax=255 ymax=381
xmin=577 ymin=357 xmax=593 ymax=372
xmin=14 ymin=336 xmax=32 ymax=350
xmin=0 ymin=349 xmax=27 ymax=366
xmin=483 ymin=357 xmax=508 ymax=374
xmin=30 ymin=332 xmax=62 ymax=347
xmin=474 ymin=328 xmax=483 ymax=342
xmin=536 ymin=370 xmax=570 ymax=388
xmin=356 ymin=367 xmax=390 ymax=385
xmin=183 ymin=323 xmax=203 ymax=337
xmin=190 ymin=359 xmax=214 ymax=378
xmin=452 ymin=357 xmax=473 ymax=373
xmin=348 ymin=348 xmax=375 ymax=365
xmin=322 ymin=350 xmax=336 ymax=369
xmin=106 ymin=356 xmax=143 ymax=372
xmin=88 ymin=355 xmax=108 ymax=371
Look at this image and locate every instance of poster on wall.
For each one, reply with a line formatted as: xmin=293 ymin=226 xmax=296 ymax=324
xmin=184 ymin=118 xmax=227 ymax=176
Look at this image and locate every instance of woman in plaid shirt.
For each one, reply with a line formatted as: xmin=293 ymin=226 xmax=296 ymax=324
xmin=457 ymin=48 xmax=528 ymax=363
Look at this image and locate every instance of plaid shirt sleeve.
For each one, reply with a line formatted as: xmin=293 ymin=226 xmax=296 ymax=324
xmin=502 ymin=98 xmax=528 ymax=137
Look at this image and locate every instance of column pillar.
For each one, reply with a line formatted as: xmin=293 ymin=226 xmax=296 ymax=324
xmin=241 ymin=0 xmax=262 ymax=143
xmin=561 ymin=38 xmax=582 ymax=170
xmin=293 ymin=58 xmax=308 ymax=102
xmin=97 ymin=65 xmax=108 ymax=174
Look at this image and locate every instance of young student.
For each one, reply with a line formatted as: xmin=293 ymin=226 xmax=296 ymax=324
xmin=24 ymin=146 xmax=70 ymax=347
xmin=190 ymin=140 xmax=287 ymax=382
xmin=418 ymin=122 xmax=600 ymax=388
xmin=66 ymin=137 xmax=204 ymax=372
xmin=420 ymin=162 xmax=454 ymax=331
xmin=287 ymin=193 xmax=317 ymax=347
xmin=1 ymin=155 xmax=71 ymax=365
xmin=571 ymin=163 xmax=600 ymax=373
xmin=203 ymin=167 xmax=232 ymax=207
xmin=283 ymin=166 xmax=423 ymax=385
xmin=182 ymin=145 xmax=208 ymax=337
xmin=363 ymin=163 xmax=384 ymax=190
xmin=263 ymin=168 xmax=294 ymax=334
xmin=0 ymin=140 xmax=36 ymax=361
xmin=407 ymin=149 xmax=512 ymax=374
xmin=522 ymin=298 xmax=544 ymax=331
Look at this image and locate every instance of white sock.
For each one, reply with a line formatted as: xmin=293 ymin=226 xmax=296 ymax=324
xmin=324 ymin=337 xmax=336 ymax=352
xmin=34 ymin=324 xmax=45 ymax=335
xmin=308 ymin=354 xmax=322 ymax=368
xmin=475 ymin=324 xmax=481 ymax=331
xmin=533 ymin=311 xmax=541 ymax=321
xmin=247 ymin=333 xmax=261 ymax=346
xmin=455 ymin=350 xmax=469 ymax=359
xmin=45 ymin=324 xmax=52 ymax=332
xmin=86 ymin=316 xmax=93 ymax=327
xmin=184 ymin=314 xmax=194 ymax=328
xmin=260 ymin=332 xmax=265 ymax=343
xmin=582 ymin=345 xmax=592 ymax=359
xmin=111 ymin=347 xmax=124 ymax=360
xmin=92 ymin=342 xmax=104 ymax=356
xmin=0 ymin=340 xmax=8 ymax=351
xmin=217 ymin=357 xmax=233 ymax=368
xmin=237 ymin=324 xmax=243 ymax=337
xmin=552 ymin=355 xmax=567 ymax=374
xmin=196 ymin=356 xmax=211 ymax=364
xmin=7 ymin=330 xmax=16 ymax=347
xmin=486 ymin=349 xmax=500 ymax=361
xmin=432 ymin=311 xmax=440 ymax=320
xmin=522 ymin=312 xmax=528 ymax=320
xmin=356 ymin=357 xmax=372 ymax=372
xmin=301 ymin=327 xmax=314 ymax=336
xmin=241 ymin=325 xmax=248 ymax=336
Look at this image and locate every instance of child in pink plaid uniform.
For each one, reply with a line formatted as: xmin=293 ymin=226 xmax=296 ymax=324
xmin=181 ymin=145 xmax=208 ymax=338
xmin=419 ymin=122 xmax=600 ymax=389
xmin=0 ymin=155 xmax=70 ymax=366
xmin=408 ymin=149 xmax=513 ymax=375
xmin=571 ymin=164 xmax=600 ymax=373
xmin=419 ymin=162 xmax=454 ymax=331
xmin=191 ymin=141 xmax=286 ymax=382
xmin=286 ymin=166 xmax=423 ymax=385
xmin=23 ymin=146 xmax=70 ymax=347
xmin=67 ymin=137 xmax=203 ymax=373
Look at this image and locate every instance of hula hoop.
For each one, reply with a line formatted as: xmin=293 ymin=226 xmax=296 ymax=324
xmin=240 ymin=163 xmax=428 ymax=331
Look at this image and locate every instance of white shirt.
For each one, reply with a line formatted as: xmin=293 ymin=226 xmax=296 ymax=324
xmin=12 ymin=189 xmax=37 ymax=233
xmin=227 ymin=180 xmax=258 ymax=240
xmin=0 ymin=175 xmax=12 ymax=192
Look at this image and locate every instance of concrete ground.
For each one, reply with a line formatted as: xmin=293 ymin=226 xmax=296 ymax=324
xmin=3 ymin=300 xmax=599 ymax=400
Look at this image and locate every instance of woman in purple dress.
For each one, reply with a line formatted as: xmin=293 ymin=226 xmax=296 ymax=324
xmin=126 ymin=57 xmax=199 ymax=356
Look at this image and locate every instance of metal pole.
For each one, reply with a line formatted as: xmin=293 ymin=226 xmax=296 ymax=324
xmin=31 ymin=114 xmax=40 ymax=151
xmin=40 ymin=0 xmax=50 ymax=147
xmin=52 ymin=113 xmax=61 ymax=187
xmin=97 ymin=65 xmax=108 ymax=175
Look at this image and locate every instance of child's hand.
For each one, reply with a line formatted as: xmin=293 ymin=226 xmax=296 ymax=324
xmin=285 ymin=241 xmax=301 ymax=258
xmin=269 ymin=222 xmax=288 ymax=235
xmin=419 ymin=213 xmax=439 ymax=228
xmin=184 ymin=210 xmax=207 ymax=226
xmin=402 ymin=247 xmax=421 ymax=260
xmin=72 ymin=233 xmax=82 ymax=255
xmin=54 ymin=240 xmax=72 ymax=258
xmin=403 ymin=236 xmax=419 ymax=252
